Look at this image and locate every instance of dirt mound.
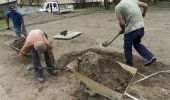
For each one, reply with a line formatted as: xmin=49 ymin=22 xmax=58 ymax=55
xmin=57 ymin=49 xmax=133 ymax=100
xmin=75 ymin=52 xmax=133 ymax=93
xmin=56 ymin=48 xmax=170 ymax=100
xmin=73 ymin=51 xmax=133 ymax=100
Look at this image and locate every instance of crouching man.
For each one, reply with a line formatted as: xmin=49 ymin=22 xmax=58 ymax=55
xmin=19 ymin=29 xmax=57 ymax=82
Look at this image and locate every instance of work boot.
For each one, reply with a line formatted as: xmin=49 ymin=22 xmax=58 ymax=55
xmin=47 ymin=65 xmax=57 ymax=75
xmin=144 ymin=57 xmax=157 ymax=66
xmin=35 ymin=69 xmax=44 ymax=82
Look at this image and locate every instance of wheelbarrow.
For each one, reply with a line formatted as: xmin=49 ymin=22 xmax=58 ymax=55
xmin=5 ymin=37 xmax=33 ymax=57
xmin=67 ymin=59 xmax=139 ymax=100
xmin=5 ymin=38 xmax=26 ymax=53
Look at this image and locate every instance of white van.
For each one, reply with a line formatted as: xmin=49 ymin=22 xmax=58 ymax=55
xmin=39 ymin=1 xmax=74 ymax=13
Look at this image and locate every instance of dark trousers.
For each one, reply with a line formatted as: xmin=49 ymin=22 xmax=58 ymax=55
xmin=124 ymin=28 xmax=154 ymax=66
xmin=31 ymin=33 xmax=53 ymax=72
xmin=31 ymin=48 xmax=54 ymax=72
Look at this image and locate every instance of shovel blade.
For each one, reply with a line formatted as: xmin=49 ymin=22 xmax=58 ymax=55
xmin=99 ymin=41 xmax=109 ymax=48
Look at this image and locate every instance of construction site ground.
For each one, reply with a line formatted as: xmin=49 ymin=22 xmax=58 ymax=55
xmin=0 ymin=2 xmax=170 ymax=100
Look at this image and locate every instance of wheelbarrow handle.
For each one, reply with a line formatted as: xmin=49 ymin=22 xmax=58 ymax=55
xmin=9 ymin=28 xmax=27 ymax=35
xmin=134 ymin=70 xmax=170 ymax=84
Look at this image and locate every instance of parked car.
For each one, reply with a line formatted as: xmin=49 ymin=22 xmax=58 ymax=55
xmin=39 ymin=1 xmax=74 ymax=13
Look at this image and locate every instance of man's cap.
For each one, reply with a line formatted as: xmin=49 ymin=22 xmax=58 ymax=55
xmin=9 ymin=6 xmax=16 ymax=10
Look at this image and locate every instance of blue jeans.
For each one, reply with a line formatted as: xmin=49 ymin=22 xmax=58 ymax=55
xmin=14 ymin=26 xmax=27 ymax=38
xmin=124 ymin=28 xmax=155 ymax=66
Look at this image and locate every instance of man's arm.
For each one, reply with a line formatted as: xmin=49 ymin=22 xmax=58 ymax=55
xmin=47 ymin=48 xmax=55 ymax=64
xmin=115 ymin=7 xmax=125 ymax=33
xmin=5 ymin=12 xmax=10 ymax=29
xmin=19 ymin=43 xmax=31 ymax=64
xmin=6 ymin=18 xmax=9 ymax=28
xmin=43 ymin=33 xmax=55 ymax=63
xmin=20 ymin=14 xmax=25 ymax=29
xmin=46 ymin=42 xmax=55 ymax=64
xmin=117 ymin=16 xmax=125 ymax=33
xmin=21 ymin=20 xmax=25 ymax=29
xmin=138 ymin=1 xmax=148 ymax=17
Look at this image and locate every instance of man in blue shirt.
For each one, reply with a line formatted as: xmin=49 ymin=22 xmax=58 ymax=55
xmin=6 ymin=6 xmax=27 ymax=38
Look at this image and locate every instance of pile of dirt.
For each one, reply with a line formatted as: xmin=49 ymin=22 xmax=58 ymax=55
xmin=70 ymin=51 xmax=133 ymax=100
xmin=75 ymin=51 xmax=133 ymax=93
xmin=56 ymin=48 xmax=170 ymax=100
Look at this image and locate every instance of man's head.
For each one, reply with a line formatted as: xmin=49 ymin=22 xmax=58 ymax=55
xmin=9 ymin=6 xmax=16 ymax=13
xmin=34 ymin=41 xmax=47 ymax=54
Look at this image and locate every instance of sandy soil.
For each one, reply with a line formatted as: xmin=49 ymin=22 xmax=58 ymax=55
xmin=0 ymin=2 xmax=170 ymax=100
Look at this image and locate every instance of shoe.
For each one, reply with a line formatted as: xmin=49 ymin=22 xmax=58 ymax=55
xmin=35 ymin=70 xmax=44 ymax=82
xmin=47 ymin=69 xmax=57 ymax=75
xmin=144 ymin=57 xmax=157 ymax=66
xmin=26 ymin=64 xmax=33 ymax=71
xmin=47 ymin=64 xmax=58 ymax=75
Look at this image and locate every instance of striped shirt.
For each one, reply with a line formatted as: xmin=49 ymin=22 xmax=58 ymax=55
xmin=115 ymin=0 xmax=144 ymax=34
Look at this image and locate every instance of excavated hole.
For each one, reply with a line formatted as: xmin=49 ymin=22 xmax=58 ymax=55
xmin=56 ymin=48 xmax=170 ymax=100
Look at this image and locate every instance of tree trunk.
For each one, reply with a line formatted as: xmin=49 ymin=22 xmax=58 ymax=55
xmin=104 ymin=0 xmax=109 ymax=9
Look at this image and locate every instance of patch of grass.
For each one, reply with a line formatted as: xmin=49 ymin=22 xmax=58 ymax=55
xmin=0 ymin=18 xmax=12 ymax=30
xmin=0 ymin=18 xmax=6 ymax=30
xmin=74 ymin=7 xmax=103 ymax=13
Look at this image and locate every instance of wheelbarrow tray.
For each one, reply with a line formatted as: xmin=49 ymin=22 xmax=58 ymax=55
xmin=5 ymin=38 xmax=31 ymax=56
xmin=67 ymin=60 xmax=138 ymax=100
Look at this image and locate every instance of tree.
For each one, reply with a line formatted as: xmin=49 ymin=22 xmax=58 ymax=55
xmin=18 ymin=0 xmax=45 ymax=5
xmin=104 ymin=0 xmax=109 ymax=9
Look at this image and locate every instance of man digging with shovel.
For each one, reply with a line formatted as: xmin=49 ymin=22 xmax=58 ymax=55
xmin=19 ymin=29 xmax=57 ymax=82
xmin=113 ymin=0 xmax=156 ymax=66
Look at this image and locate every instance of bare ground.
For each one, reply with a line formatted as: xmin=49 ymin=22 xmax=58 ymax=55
xmin=0 ymin=3 xmax=170 ymax=100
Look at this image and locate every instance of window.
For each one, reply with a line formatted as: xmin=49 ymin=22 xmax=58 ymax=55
xmin=53 ymin=3 xmax=57 ymax=7
xmin=46 ymin=4 xmax=49 ymax=8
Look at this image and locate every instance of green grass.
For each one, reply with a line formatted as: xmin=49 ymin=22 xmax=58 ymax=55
xmin=74 ymin=7 xmax=103 ymax=13
xmin=0 ymin=18 xmax=12 ymax=30
xmin=0 ymin=18 xmax=6 ymax=30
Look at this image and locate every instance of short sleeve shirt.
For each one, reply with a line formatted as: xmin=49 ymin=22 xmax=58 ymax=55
xmin=115 ymin=0 xmax=144 ymax=34
xmin=5 ymin=11 xmax=23 ymax=29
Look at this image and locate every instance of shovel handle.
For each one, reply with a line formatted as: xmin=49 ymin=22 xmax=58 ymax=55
xmin=125 ymin=93 xmax=139 ymax=100
xmin=107 ymin=33 xmax=121 ymax=46
xmin=134 ymin=70 xmax=170 ymax=84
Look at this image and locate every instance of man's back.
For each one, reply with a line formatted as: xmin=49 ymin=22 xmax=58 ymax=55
xmin=115 ymin=0 xmax=144 ymax=34
xmin=26 ymin=29 xmax=50 ymax=45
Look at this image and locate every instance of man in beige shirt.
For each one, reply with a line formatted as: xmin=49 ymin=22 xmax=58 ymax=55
xmin=114 ymin=0 xmax=156 ymax=66
xmin=19 ymin=29 xmax=57 ymax=82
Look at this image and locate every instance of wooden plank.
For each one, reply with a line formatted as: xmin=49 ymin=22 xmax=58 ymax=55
xmin=67 ymin=60 xmax=122 ymax=100
xmin=116 ymin=61 xmax=137 ymax=75
xmin=74 ymin=71 xmax=122 ymax=100
xmin=5 ymin=41 xmax=20 ymax=52
xmin=53 ymin=31 xmax=82 ymax=40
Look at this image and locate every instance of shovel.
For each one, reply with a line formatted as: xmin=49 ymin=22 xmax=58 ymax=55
xmin=100 ymin=33 xmax=121 ymax=48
